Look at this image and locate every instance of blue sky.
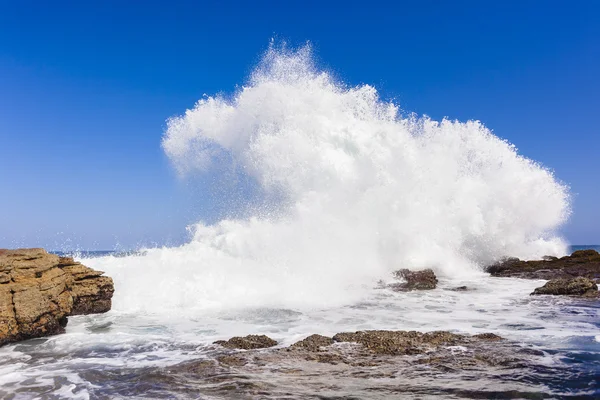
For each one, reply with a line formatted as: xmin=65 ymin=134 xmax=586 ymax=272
xmin=0 ymin=1 xmax=598 ymax=250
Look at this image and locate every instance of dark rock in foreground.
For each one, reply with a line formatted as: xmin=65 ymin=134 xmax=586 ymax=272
xmin=215 ymin=330 xmax=504 ymax=357
xmin=290 ymin=334 xmax=334 ymax=351
xmin=472 ymin=332 xmax=503 ymax=341
xmin=162 ymin=330 xmax=558 ymax=399
xmin=0 ymin=248 xmax=114 ymax=347
xmin=531 ymin=277 xmax=598 ymax=297
xmin=448 ymin=285 xmax=469 ymax=292
xmin=486 ymin=249 xmax=600 ymax=280
xmin=390 ymin=268 xmax=438 ymax=291
xmin=332 ymin=330 xmax=464 ymax=355
xmin=214 ymin=334 xmax=278 ymax=349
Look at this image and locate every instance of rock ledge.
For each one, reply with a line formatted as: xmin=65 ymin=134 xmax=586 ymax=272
xmin=531 ymin=277 xmax=598 ymax=297
xmin=486 ymin=250 xmax=600 ymax=280
xmin=390 ymin=268 xmax=438 ymax=291
xmin=0 ymin=248 xmax=114 ymax=346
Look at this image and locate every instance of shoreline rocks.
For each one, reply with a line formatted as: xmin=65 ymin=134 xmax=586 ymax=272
xmin=164 ymin=329 xmax=548 ymax=398
xmin=486 ymin=249 xmax=600 ymax=280
xmin=389 ymin=268 xmax=438 ymax=291
xmin=58 ymin=257 xmax=114 ymax=315
xmin=290 ymin=334 xmax=335 ymax=351
xmin=214 ymin=330 xmax=504 ymax=357
xmin=214 ymin=334 xmax=278 ymax=350
xmin=0 ymin=248 xmax=114 ymax=347
xmin=486 ymin=249 xmax=600 ymax=298
xmin=531 ymin=277 xmax=598 ymax=297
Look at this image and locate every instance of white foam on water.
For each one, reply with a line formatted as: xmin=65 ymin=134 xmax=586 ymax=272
xmin=88 ymin=43 xmax=569 ymax=315
xmin=2 ymin=274 xmax=598 ymax=398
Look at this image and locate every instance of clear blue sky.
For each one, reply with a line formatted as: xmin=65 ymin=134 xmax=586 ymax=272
xmin=0 ymin=1 xmax=598 ymax=250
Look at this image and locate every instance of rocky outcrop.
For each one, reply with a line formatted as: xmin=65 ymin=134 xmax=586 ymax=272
xmin=178 ymin=330 xmax=527 ymax=398
xmin=486 ymin=249 xmax=600 ymax=280
xmin=58 ymin=257 xmax=114 ymax=315
xmin=108 ymin=327 xmax=573 ymax=399
xmin=214 ymin=334 xmax=278 ymax=350
xmin=214 ymin=330 xmax=502 ymax=357
xmin=531 ymin=277 xmax=598 ymax=297
xmin=291 ymin=334 xmax=335 ymax=351
xmin=390 ymin=268 xmax=438 ymax=291
xmin=0 ymin=248 xmax=114 ymax=346
xmin=331 ymin=330 xmax=470 ymax=355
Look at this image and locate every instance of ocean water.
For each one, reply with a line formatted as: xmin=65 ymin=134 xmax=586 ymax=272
xmin=1 ymin=45 xmax=598 ymax=398
xmin=1 ymin=253 xmax=598 ymax=398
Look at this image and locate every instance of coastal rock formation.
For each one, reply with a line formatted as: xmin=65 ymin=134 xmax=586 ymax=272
xmin=390 ymin=268 xmax=438 ymax=291
xmin=331 ymin=330 xmax=486 ymax=355
xmin=215 ymin=330 xmax=503 ymax=358
xmin=486 ymin=249 xmax=600 ymax=280
xmin=531 ymin=277 xmax=598 ymax=297
xmin=0 ymin=248 xmax=114 ymax=346
xmin=58 ymin=257 xmax=114 ymax=315
xmin=214 ymin=334 xmax=278 ymax=350
xmin=291 ymin=334 xmax=335 ymax=351
xmin=165 ymin=330 xmax=547 ymax=399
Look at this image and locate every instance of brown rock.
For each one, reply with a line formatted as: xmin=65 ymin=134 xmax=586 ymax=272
xmin=0 ymin=286 xmax=19 ymax=343
xmin=163 ymin=330 xmax=549 ymax=398
xmin=61 ymin=263 xmax=114 ymax=315
xmin=473 ymin=333 xmax=503 ymax=341
xmin=0 ymin=248 xmax=114 ymax=346
xmin=291 ymin=334 xmax=334 ymax=351
xmin=449 ymin=286 xmax=469 ymax=292
xmin=390 ymin=268 xmax=438 ymax=291
xmin=214 ymin=334 xmax=277 ymax=350
xmin=486 ymin=250 xmax=600 ymax=280
xmin=531 ymin=277 xmax=598 ymax=297
xmin=217 ymin=354 xmax=248 ymax=366
xmin=331 ymin=330 xmax=463 ymax=355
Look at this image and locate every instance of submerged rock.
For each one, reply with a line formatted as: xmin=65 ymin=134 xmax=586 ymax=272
xmin=472 ymin=332 xmax=503 ymax=341
xmin=531 ymin=277 xmax=598 ymax=297
xmin=214 ymin=334 xmax=278 ymax=350
xmin=448 ymin=285 xmax=469 ymax=291
xmin=216 ymin=354 xmax=248 ymax=367
xmin=390 ymin=268 xmax=438 ymax=291
xmin=486 ymin=249 xmax=600 ymax=280
xmin=0 ymin=248 xmax=114 ymax=346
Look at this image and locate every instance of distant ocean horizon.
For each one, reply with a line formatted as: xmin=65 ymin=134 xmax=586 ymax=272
xmin=569 ymin=244 xmax=600 ymax=253
xmin=52 ymin=245 xmax=600 ymax=260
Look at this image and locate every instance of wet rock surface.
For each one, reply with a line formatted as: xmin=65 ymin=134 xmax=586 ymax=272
xmin=154 ymin=330 xmax=571 ymax=399
xmin=214 ymin=334 xmax=278 ymax=350
xmin=0 ymin=248 xmax=114 ymax=346
xmin=331 ymin=330 xmax=463 ymax=355
xmin=390 ymin=268 xmax=438 ymax=291
xmin=448 ymin=285 xmax=469 ymax=291
xmin=486 ymin=249 xmax=600 ymax=280
xmin=57 ymin=256 xmax=115 ymax=315
xmin=290 ymin=334 xmax=334 ymax=351
xmin=531 ymin=276 xmax=598 ymax=297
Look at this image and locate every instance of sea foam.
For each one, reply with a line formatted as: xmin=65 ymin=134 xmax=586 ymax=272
xmin=90 ymin=44 xmax=570 ymax=314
